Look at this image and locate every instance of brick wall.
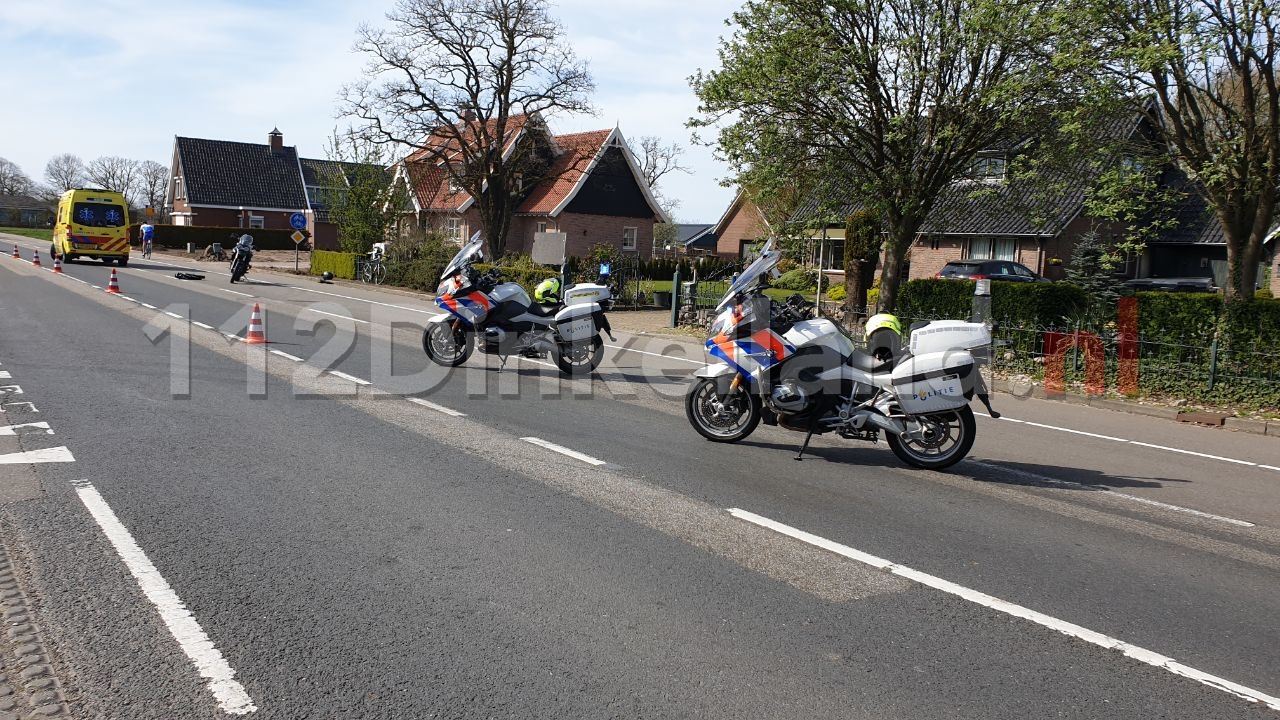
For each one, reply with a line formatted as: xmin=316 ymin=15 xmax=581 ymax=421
xmin=908 ymin=237 xmax=965 ymax=279
xmin=715 ymin=201 xmax=767 ymax=257
xmin=1271 ymin=248 xmax=1279 ymax=296
xmin=179 ymin=206 xmax=301 ymax=231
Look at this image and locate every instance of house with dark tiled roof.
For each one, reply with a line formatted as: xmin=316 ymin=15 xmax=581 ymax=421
xmin=391 ymin=114 xmax=668 ymax=257
xmin=0 ymin=195 xmax=54 ymax=228
xmin=676 ymin=223 xmax=717 ymax=255
xmin=165 ymin=129 xmax=387 ymax=250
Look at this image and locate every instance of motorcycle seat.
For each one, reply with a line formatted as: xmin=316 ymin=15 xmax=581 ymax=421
xmin=527 ymin=302 xmax=559 ymax=318
xmin=848 ymin=347 xmax=893 ymax=374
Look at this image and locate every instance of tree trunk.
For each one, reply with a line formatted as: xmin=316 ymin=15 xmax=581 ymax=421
xmin=877 ymin=237 xmax=911 ymax=313
xmin=844 ymin=258 xmax=878 ymax=320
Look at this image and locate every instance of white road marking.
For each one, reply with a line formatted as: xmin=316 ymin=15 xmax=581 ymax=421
xmin=606 ymin=343 xmax=704 ymax=365
xmin=221 ymin=288 xmax=253 ymax=297
xmin=976 ymin=413 xmax=1276 ymax=473
xmin=163 ymin=311 xmax=184 ymax=319
xmin=0 ymin=402 xmax=37 ymax=413
xmin=729 ymin=508 xmax=1280 ymax=712
xmin=965 ymin=460 xmax=1256 ymax=527
xmin=327 ymin=370 xmax=371 ymax=386
xmin=139 ymin=303 xmax=158 ymax=310
xmin=407 ymin=397 xmax=466 ymax=417
xmin=72 ymin=479 xmax=257 ymax=715
xmin=0 ymin=421 xmax=53 ymax=435
xmin=520 ymin=436 xmax=608 ymax=466
xmin=300 ymin=307 xmax=371 ymax=325
xmin=120 ymin=296 xmax=139 ymax=303
xmin=0 ymin=446 xmax=75 ymax=464
xmin=269 ymin=350 xmax=304 ymax=362
xmin=192 ymin=321 xmax=214 ymax=330
xmin=0 ymin=371 xmax=8 ymax=379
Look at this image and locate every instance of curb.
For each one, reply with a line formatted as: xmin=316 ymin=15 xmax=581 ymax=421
xmin=0 ymin=542 xmax=71 ymax=718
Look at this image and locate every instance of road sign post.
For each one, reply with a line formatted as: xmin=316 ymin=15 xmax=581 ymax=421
xmin=290 ymin=230 xmax=306 ymax=273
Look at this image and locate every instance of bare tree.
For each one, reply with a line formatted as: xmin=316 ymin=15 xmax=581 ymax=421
xmin=341 ymin=0 xmax=595 ymax=257
xmin=636 ymin=135 xmax=691 ymax=219
xmin=0 ymin=157 xmax=34 ymax=196
xmin=84 ymin=156 xmax=141 ymax=206
xmin=44 ymin=153 xmax=85 ymax=194
xmin=136 ymin=160 xmax=169 ymax=211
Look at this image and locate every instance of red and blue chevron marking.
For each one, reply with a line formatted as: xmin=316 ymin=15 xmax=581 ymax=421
xmin=436 ymin=290 xmax=494 ymax=327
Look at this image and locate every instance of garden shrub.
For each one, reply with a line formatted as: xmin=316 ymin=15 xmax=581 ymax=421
xmin=310 ymin=251 xmax=359 ymax=280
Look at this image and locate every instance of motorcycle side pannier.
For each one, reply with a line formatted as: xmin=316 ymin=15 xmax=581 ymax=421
xmin=555 ymin=303 xmax=597 ymax=342
xmin=890 ymin=350 xmax=975 ymax=414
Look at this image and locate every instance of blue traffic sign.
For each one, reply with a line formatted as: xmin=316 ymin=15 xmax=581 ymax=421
xmin=289 ymin=212 xmax=307 ymax=230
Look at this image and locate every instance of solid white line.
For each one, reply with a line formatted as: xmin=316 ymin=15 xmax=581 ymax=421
xmin=269 ymin=350 xmax=304 ymax=362
xmin=1129 ymin=441 xmax=1257 ymax=467
xmin=728 ymin=508 xmax=1280 ymax=712
xmin=605 ymin=343 xmax=704 ymax=365
xmin=1261 ymin=465 xmax=1280 ymax=473
xmin=327 ymin=370 xmax=371 ymax=385
xmin=220 ymin=288 xmax=253 ymax=297
xmin=73 ymin=480 xmax=257 ymax=714
xmin=0 ymin=421 xmax=53 ymax=435
xmin=406 ymin=397 xmax=466 ymax=417
xmin=520 ymin=436 xmax=608 ymax=466
xmin=192 ymin=321 xmax=214 ymax=330
xmin=278 ymin=285 xmax=438 ymax=315
xmin=0 ymin=446 xmax=75 ymax=464
xmin=300 ymin=307 xmax=371 ymax=325
xmin=1108 ymin=492 xmax=1256 ymax=527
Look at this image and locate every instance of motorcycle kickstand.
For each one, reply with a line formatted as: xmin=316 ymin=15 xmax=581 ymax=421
xmin=976 ymin=392 xmax=1001 ymax=419
xmin=794 ymin=414 xmax=820 ymax=461
xmin=497 ymin=354 xmax=509 ymax=373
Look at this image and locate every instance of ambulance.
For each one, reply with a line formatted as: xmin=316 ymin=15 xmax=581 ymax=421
xmin=51 ymin=189 xmax=132 ymax=266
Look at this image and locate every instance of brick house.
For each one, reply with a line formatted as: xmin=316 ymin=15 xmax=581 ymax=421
xmin=0 ymin=195 xmax=54 ymax=228
xmin=708 ymin=189 xmax=772 ymax=258
xmin=164 ymin=129 xmax=384 ymax=250
xmin=391 ymin=114 xmax=668 ymax=257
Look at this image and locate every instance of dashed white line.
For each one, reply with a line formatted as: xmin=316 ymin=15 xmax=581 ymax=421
xmin=0 ymin=446 xmax=75 ymax=464
xmin=300 ymin=308 xmax=371 ymax=325
xmin=327 ymin=370 xmax=371 ymax=386
xmin=406 ymin=397 xmax=466 ymax=417
xmin=192 ymin=321 xmax=214 ymax=330
xmin=269 ymin=350 xmax=304 ymax=362
xmin=163 ymin=311 xmax=184 ymax=319
xmin=72 ymin=479 xmax=257 ymax=714
xmin=0 ymin=421 xmax=53 ymax=435
xmin=139 ymin=303 xmax=158 ymax=310
xmin=220 ymin=288 xmax=253 ymax=297
xmin=0 ymin=371 xmax=9 ymax=379
xmin=729 ymin=507 xmax=1280 ymax=712
xmin=520 ymin=437 xmax=608 ymax=466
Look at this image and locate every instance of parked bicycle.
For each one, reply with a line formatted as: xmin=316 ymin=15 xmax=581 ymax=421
xmin=362 ymin=241 xmax=389 ymax=284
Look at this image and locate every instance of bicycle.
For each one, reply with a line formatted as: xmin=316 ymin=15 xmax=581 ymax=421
xmin=362 ymin=255 xmax=387 ymax=284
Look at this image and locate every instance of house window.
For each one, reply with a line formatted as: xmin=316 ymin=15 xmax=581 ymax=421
xmin=969 ymin=237 xmax=1015 ymax=261
xmin=448 ymin=175 xmax=464 ymax=195
xmin=972 ymin=156 xmax=1006 ymax=182
xmin=174 ymin=177 xmax=185 ymax=200
xmin=514 ymin=173 xmax=524 ymax=193
xmin=446 ymin=217 xmax=461 ymax=241
xmin=536 ymin=221 xmax=549 ymax=234
xmin=306 ymin=185 xmax=331 ymax=206
xmin=622 ymin=226 xmax=638 ymax=251
xmin=249 ymin=215 xmax=265 ymax=229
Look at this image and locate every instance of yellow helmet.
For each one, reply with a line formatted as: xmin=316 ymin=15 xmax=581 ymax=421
xmin=864 ymin=313 xmax=902 ymax=340
xmin=534 ymin=277 xmax=561 ymax=304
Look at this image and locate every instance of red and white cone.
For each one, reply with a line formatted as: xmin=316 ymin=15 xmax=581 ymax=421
xmin=10 ymin=244 xmax=19 ymax=259
xmin=31 ymin=251 xmax=41 ymax=267
xmin=244 ymin=303 xmax=267 ymax=344
xmin=51 ymin=254 xmax=63 ymax=273
xmin=106 ymin=268 xmax=121 ymax=294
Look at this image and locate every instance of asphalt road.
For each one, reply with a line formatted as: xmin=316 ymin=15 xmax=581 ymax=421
xmin=2 ymin=234 xmax=1279 ymax=718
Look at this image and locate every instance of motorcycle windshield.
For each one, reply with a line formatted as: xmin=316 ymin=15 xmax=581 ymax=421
xmin=440 ymin=230 xmax=485 ymax=280
xmin=715 ymin=239 xmax=780 ymax=311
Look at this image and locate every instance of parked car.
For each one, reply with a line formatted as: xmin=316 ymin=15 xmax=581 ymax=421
xmin=935 ymin=260 xmax=1048 ymax=282
xmin=1123 ymin=277 xmax=1218 ymax=293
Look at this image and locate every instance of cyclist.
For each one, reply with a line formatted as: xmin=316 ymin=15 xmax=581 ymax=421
xmin=139 ymin=221 xmax=155 ymax=259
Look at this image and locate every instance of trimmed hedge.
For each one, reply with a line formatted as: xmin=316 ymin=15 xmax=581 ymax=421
xmin=896 ymin=279 xmax=1089 ymax=327
xmin=130 ymin=224 xmax=311 ymax=251
xmin=311 ymin=250 xmax=359 ymax=280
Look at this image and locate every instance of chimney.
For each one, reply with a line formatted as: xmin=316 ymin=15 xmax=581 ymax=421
xmin=268 ymin=127 xmax=283 ymax=154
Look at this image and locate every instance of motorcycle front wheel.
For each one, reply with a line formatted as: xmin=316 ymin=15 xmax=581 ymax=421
xmin=886 ymin=405 xmax=975 ymax=470
xmin=555 ymin=335 xmax=603 ymax=376
xmin=685 ymin=377 xmax=760 ymax=443
xmin=422 ymin=322 xmax=473 ymax=367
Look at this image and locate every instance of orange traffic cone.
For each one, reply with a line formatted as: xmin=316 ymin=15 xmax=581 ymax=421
xmin=106 ymin=268 xmax=121 ymax=294
xmin=31 ymin=251 xmax=41 ymax=267
xmin=244 ymin=303 xmax=267 ymax=344
xmin=51 ymin=254 xmax=63 ymax=273
xmin=10 ymin=244 xmax=19 ymax=259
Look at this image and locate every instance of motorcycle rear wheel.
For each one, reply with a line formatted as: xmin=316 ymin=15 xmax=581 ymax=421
xmin=423 ymin=322 xmax=473 ymax=367
xmin=886 ymin=405 xmax=975 ymax=470
xmin=685 ymin=378 xmax=760 ymax=442
xmin=555 ymin=335 xmax=603 ymax=376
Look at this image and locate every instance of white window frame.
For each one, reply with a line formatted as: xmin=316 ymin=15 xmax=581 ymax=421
xmin=446 ymin=216 xmax=462 ymax=241
xmin=536 ymin=221 xmax=548 ymax=233
xmin=622 ymin=226 xmax=638 ymax=251
xmin=972 ymin=156 xmax=1006 ymax=182
xmin=174 ymin=176 xmax=185 ymax=200
xmin=249 ymin=215 xmax=265 ymax=229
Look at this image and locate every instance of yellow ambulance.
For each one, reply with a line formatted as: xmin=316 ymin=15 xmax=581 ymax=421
xmin=51 ymin=189 xmax=132 ymax=266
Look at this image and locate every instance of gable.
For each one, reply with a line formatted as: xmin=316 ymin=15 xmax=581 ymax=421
xmin=176 ymin=136 xmax=307 ymax=209
xmin=560 ymin=146 xmax=656 ymax=218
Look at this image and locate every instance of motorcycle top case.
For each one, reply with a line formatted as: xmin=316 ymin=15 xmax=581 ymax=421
xmin=890 ymin=350 xmax=975 ymax=414
xmin=908 ymin=320 xmax=991 ymax=355
xmin=554 ymin=302 xmax=598 ymax=342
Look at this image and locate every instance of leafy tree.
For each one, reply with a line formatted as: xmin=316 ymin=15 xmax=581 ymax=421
xmin=327 ymin=133 xmax=404 ymax=255
xmin=690 ymin=0 xmax=1069 ymax=311
xmin=341 ymin=0 xmax=594 ymax=258
xmin=0 ymin=157 xmax=33 ymax=196
xmin=1072 ymin=0 xmax=1279 ymax=301
xmin=43 ymin=153 xmax=84 ymax=194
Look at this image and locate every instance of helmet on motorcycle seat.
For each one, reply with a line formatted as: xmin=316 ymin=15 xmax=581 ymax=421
xmin=864 ymin=313 xmax=903 ymax=363
xmin=534 ymin=277 xmax=561 ymax=304
xmin=864 ymin=313 xmax=902 ymax=340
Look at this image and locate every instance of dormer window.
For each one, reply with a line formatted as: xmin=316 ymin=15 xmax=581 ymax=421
xmin=448 ymin=175 xmax=464 ymax=195
xmin=1119 ymin=156 xmax=1146 ymax=177
xmin=972 ymin=156 xmax=1006 ymax=182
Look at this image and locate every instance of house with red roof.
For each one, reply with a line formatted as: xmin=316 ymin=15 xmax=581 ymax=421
xmin=392 ymin=114 xmax=669 ymax=258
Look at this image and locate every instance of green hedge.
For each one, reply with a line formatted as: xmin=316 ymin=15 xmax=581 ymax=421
xmin=311 ymin=250 xmax=359 ymax=280
xmin=896 ymin=279 xmax=1089 ymax=327
xmin=130 ymin=224 xmax=311 ymax=251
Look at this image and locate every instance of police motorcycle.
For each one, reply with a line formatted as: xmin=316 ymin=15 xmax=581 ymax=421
xmin=423 ymin=232 xmax=615 ymax=376
xmin=229 ymin=234 xmax=254 ymax=284
xmin=685 ymin=239 xmax=998 ymax=470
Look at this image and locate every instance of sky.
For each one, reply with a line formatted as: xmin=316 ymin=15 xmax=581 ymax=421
xmin=0 ymin=0 xmax=743 ymax=224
